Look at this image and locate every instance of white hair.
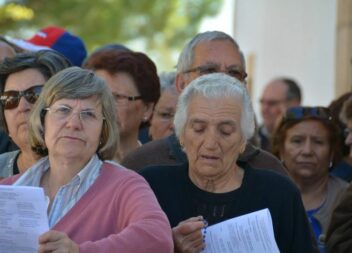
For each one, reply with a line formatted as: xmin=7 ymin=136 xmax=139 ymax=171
xmin=174 ymin=73 xmax=255 ymax=140
xmin=158 ymin=71 xmax=177 ymax=94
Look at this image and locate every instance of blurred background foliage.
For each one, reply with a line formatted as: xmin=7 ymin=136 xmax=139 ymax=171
xmin=0 ymin=0 xmax=223 ymax=71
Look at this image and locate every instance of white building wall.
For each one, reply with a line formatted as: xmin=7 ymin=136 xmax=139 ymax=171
xmin=233 ymin=0 xmax=337 ymax=122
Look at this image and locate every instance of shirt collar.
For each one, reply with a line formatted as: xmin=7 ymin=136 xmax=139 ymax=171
xmin=13 ymin=154 xmax=101 ymax=187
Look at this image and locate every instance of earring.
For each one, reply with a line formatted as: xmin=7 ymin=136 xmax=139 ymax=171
xmin=143 ymin=116 xmax=148 ymax=122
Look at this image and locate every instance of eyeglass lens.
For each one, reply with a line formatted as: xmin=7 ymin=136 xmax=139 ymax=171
xmin=0 ymin=85 xmax=43 ymax=110
xmin=184 ymin=64 xmax=247 ymax=82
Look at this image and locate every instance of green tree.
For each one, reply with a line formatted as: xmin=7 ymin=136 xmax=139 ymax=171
xmin=0 ymin=0 xmax=223 ymax=70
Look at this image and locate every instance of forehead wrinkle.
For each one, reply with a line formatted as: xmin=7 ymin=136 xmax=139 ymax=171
xmin=53 ymin=98 xmax=101 ymax=111
xmin=226 ymin=64 xmax=244 ymax=70
xmin=188 ymin=116 xmax=237 ymax=127
xmin=198 ymin=61 xmax=242 ymax=69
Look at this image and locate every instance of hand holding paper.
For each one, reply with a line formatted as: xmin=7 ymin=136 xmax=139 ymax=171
xmin=0 ymin=185 xmax=49 ymax=253
xmin=202 ymin=209 xmax=280 ymax=253
xmin=173 ymin=216 xmax=206 ymax=253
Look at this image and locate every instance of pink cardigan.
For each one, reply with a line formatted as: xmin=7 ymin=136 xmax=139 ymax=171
xmin=1 ymin=162 xmax=173 ymax=253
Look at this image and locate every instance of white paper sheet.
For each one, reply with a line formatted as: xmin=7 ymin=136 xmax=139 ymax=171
xmin=203 ymin=208 xmax=280 ymax=253
xmin=0 ymin=185 xmax=49 ymax=253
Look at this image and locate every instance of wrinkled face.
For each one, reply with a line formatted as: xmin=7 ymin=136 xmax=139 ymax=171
xmin=260 ymin=81 xmax=288 ymax=132
xmin=178 ymin=40 xmax=244 ymax=90
xmin=149 ymin=89 xmax=178 ymax=140
xmin=280 ymin=120 xmax=332 ymax=182
xmin=180 ymin=95 xmax=245 ymax=181
xmin=44 ymin=97 xmax=104 ymax=163
xmin=96 ymin=70 xmax=152 ymax=138
xmin=4 ymin=68 xmax=46 ymax=148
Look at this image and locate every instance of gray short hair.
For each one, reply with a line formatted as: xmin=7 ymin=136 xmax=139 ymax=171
xmin=29 ymin=66 xmax=118 ymax=160
xmin=176 ymin=31 xmax=242 ymax=73
xmin=280 ymin=78 xmax=302 ymax=103
xmin=159 ymin=71 xmax=177 ymax=94
xmin=174 ymin=73 xmax=255 ymax=140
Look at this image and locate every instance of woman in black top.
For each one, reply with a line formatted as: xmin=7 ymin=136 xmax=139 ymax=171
xmin=140 ymin=73 xmax=313 ymax=253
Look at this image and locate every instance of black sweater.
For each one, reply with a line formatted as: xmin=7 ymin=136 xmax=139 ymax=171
xmin=140 ymin=162 xmax=313 ymax=253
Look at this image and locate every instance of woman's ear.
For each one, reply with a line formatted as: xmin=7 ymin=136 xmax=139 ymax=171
xmin=239 ymin=139 xmax=246 ymax=154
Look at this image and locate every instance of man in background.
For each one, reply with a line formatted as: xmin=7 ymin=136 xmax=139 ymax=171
xmin=259 ymin=78 xmax=302 ymax=152
xmin=122 ymin=31 xmax=287 ymax=176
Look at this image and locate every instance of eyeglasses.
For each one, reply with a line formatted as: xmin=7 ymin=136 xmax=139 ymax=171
xmin=44 ymin=104 xmax=104 ymax=124
xmin=183 ymin=63 xmax=248 ymax=82
xmin=113 ymin=93 xmax=142 ymax=106
xmin=0 ymin=85 xmax=43 ymax=110
xmin=259 ymin=99 xmax=285 ymax=107
xmin=284 ymin=106 xmax=333 ymax=121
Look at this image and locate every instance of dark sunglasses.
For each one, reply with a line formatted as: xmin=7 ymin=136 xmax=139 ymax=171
xmin=0 ymin=85 xmax=43 ymax=110
xmin=284 ymin=106 xmax=333 ymax=121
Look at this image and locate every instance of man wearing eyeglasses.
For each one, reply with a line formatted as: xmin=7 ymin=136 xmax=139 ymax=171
xmin=122 ymin=31 xmax=286 ymax=175
xmin=259 ymin=78 xmax=302 ymax=152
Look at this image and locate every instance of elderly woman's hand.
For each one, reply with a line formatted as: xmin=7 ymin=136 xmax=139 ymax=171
xmin=38 ymin=230 xmax=79 ymax=253
xmin=173 ymin=216 xmax=206 ymax=253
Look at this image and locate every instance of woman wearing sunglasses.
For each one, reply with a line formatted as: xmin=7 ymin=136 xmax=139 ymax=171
xmin=272 ymin=106 xmax=349 ymax=252
xmin=0 ymin=50 xmax=71 ymax=178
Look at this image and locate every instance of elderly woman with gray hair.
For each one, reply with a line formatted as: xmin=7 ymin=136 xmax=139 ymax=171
xmin=149 ymin=71 xmax=179 ymax=140
xmin=140 ymin=73 xmax=313 ymax=253
xmin=0 ymin=67 xmax=173 ymax=253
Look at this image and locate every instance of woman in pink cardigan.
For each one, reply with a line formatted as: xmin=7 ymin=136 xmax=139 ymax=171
xmin=1 ymin=66 xmax=173 ymax=253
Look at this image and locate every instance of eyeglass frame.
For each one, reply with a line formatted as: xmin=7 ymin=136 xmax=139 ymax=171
xmin=0 ymin=85 xmax=43 ymax=110
xmin=43 ymin=104 xmax=105 ymax=124
xmin=112 ymin=93 xmax=143 ymax=105
xmin=182 ymin=63 xmax=248 ymax=82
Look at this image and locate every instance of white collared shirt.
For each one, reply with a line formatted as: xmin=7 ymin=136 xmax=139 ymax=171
xmin=14 ymin=154 xmax=102 ymax=227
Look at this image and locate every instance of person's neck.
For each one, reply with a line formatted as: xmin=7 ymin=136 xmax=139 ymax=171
xmin=294 ymin=176 xmax=328 ymax=210
xmin=115 ymin=134 xmax=141 ymax=161
xmin=263 ymin=124 xmax=275 ymax=135
xmin=41 ymin=155 xmax=91 ymax=213
xmin=17 ymin=149 xmax=41 ymax=174
xmin=189 ymin=165 xmax=244 ymax=193
xmin=48 ymin=154 xmax=89 ymax=186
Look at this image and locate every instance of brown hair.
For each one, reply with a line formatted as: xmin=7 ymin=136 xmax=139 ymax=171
xmin=329 ymin=92 xmax=352 ymax=156
xmin=84 ymin=51 xmax=160 ymax=128
xmin=340 ymin=96 xmax=352 ymax=124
